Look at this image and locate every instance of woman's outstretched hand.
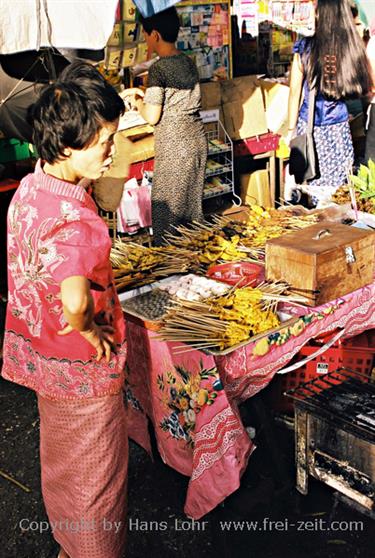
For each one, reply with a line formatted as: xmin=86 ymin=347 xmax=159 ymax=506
xmin=58 ymin=323 xmax=116 ymax=363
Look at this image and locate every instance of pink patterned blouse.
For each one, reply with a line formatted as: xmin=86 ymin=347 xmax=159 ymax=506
xmin=2 ymin=161 xmax=126 ymax=400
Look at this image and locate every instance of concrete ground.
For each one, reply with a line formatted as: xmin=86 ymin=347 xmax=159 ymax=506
xmin=0 ymin=377 xmax=373 ymax=558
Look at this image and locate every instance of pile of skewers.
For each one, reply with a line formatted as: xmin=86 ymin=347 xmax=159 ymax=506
xmin=110 ymin=241 xmax=199 ymax=291
xmin=157 ymin=281 xmax=308 ymax=352
xmin=164 ymin=220 xmax=250 ymax=265
xmin=164 ymin=205 xmax=321 ymax=266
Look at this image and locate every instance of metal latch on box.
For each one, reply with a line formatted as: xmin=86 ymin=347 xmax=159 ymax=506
xmin=345 ymin=246 xmax=356 ymax=264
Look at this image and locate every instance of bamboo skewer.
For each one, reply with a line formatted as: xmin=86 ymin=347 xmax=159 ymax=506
xmin=0 ymin=469 xmax=31 ymax=493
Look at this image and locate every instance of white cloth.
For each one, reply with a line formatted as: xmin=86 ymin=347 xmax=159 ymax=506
xmin=0 ymin=0 xmax=118 ymax=54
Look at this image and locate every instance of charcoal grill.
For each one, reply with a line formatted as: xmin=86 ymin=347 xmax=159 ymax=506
xmin=286 ymin=368 xmax=375 ymax=512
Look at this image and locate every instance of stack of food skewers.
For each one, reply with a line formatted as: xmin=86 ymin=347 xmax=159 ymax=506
xmin=155 ymin=280 xmax=308 ymax=353
xmin=110 ymin=241 xmax=199 ymax=291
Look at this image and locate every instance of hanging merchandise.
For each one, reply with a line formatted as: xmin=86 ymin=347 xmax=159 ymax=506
xmin=105 ymin=0 xmax=149 ymax=71
xmin=258 ymin=0 xmax=315 ymax=35
xmin=233 ymin=0 xmax=259 ymax=37
xmin=176 ymin=1 xmax=232 ymax=80
xmin=117 ymin=175 xmax=152 ymax=234
xmin=256 ymin=1 xmax=315 ymax=78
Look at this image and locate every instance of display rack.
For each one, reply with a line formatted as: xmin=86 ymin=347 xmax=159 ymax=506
xmin=201 ymin=110 xmax=241 ymax=205
xmin=257 ymin=20 xmax=295 ymax=77
xmin=105 ymin=0 xmax=148 ymax=70
xmin=176 ymin=0 xmax=233 ymax=80
xmin=257 ymin=0 xmax=315 ymax=77
xmin=258 ymin=0 xmax=315 ymax=35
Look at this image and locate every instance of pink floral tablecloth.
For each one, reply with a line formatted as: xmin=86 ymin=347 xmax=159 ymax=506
xmin=125 ymin=283 xmax=375 ymax=519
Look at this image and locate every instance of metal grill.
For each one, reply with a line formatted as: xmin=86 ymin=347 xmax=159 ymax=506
xmin=286 ymin=368 xmax=375 ymax=512
xmin=286 ymin=368 xmax=375 ymax=442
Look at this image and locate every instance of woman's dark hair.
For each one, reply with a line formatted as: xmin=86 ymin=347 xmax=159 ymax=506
xmin=139 ymin=7 xmax=180 ymax=43
xmin=306 ymin=0 xmax=372 ymax=99
xmin=29 ymin=61 xmax=124 ymax=164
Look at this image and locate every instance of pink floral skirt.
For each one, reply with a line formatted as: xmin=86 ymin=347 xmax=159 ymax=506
xmin=38 ymin=393 xmax=128 ymax=558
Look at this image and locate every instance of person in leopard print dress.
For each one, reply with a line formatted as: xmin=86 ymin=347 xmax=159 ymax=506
xmin=129 ymin=7 xmax=207 ymax=245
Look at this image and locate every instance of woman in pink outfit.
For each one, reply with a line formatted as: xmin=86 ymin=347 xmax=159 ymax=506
xmin=2 ymin=62 xmax=128 ymax=558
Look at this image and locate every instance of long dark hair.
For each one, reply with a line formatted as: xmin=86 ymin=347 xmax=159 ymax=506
xmin=306 ymin=0 xmax=372 ymax=99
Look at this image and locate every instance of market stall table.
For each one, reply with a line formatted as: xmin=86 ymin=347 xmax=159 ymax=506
xmin=124 ymin=282 xmax=375 ymax=520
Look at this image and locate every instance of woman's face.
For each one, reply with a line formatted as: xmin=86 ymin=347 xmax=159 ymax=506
xmin=67 ymin=120 xmax=119 ymax=181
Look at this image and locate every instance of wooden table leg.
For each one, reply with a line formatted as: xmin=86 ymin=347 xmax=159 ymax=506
xmin=269 ymin=151 xmax=276 ymax=207
xmin=279 ymin=156 xmax=285 ymax=204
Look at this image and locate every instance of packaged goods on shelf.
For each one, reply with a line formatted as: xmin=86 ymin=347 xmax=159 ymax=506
xmin=176 ymin=1 xmax=232 ymax=80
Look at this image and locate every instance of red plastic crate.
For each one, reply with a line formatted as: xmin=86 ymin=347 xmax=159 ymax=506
xmin=128 ymin=159 xmax=154 ymax=182
xmin=234 ymin=133 xmax=280 ymax=157
xmin=268 ymin=335 xmax=375 ymax=413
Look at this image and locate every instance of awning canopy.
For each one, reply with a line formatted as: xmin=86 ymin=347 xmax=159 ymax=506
xmin=0 ymin=0 xmax=119 ymax=55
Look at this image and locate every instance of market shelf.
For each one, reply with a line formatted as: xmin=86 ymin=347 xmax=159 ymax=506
xmin=202 ymin=116 xmax=241 ymax=206
xmin=205 ymin=164 xmax=232 ymax=178
xmin=203 ymin=184 xmax=233 ymax=199
xmin=207 ymin=144 xmax=232 ymax=156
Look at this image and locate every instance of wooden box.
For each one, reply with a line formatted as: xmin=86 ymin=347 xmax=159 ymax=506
xmin=265 ymin=222 xmax=375 ymax=306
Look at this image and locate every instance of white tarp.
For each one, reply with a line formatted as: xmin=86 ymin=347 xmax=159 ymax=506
xmin=0 ymin=0 xmax=119 ymax=54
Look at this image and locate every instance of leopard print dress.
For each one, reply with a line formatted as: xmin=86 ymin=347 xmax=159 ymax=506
xmin=144 ymin=53 xmax=208 ymax=245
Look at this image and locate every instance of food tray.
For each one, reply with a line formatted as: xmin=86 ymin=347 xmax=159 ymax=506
xmin=120 ymin=276 xmax=299 ymax=354
xmin=120 ymin=274 xmax=230 ymax=330
xmin=121 ymin=288 xmax=171 ymax=331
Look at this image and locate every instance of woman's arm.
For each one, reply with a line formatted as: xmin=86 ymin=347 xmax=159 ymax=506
xmin=125 ymin=62 xmax=164 ymax=125
xmin=287 ymin=53 xmax=305 ymax=137
xmin=134 ymin=97 xmax=162 ymax=126
xmin=60 ymin=276 xmax=94 ymax=330
xmin=58 ymin=275 xmax=115 ymax=362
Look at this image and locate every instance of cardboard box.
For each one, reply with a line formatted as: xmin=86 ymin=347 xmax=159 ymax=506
xmin=259 ymin=79 xmax=290 ymax=136
xmin=92 ymin=132 xmax=132 ymax=211
xmin=200 ymin=82 xmax=221 ymax=110
xmin=128 ymin=134 xmax=154 ymax=163
xmin=121 ymin=124 xmax=154 ymax=139
xmin=240 ymin=170 xmax=271 ymax=206
xmin=201 ymin=77 xmax=268 ymax=139
xmin=220 ymin=76 xmax=268 ymax=140
xmin=220 ymin=76 xmax=260 ymax=104
xmin=222 ymin=97 xmax=268 ymax=140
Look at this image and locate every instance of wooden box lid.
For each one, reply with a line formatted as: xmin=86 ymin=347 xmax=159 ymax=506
xmin=266 ymin=222 xmax=375 ymax=256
